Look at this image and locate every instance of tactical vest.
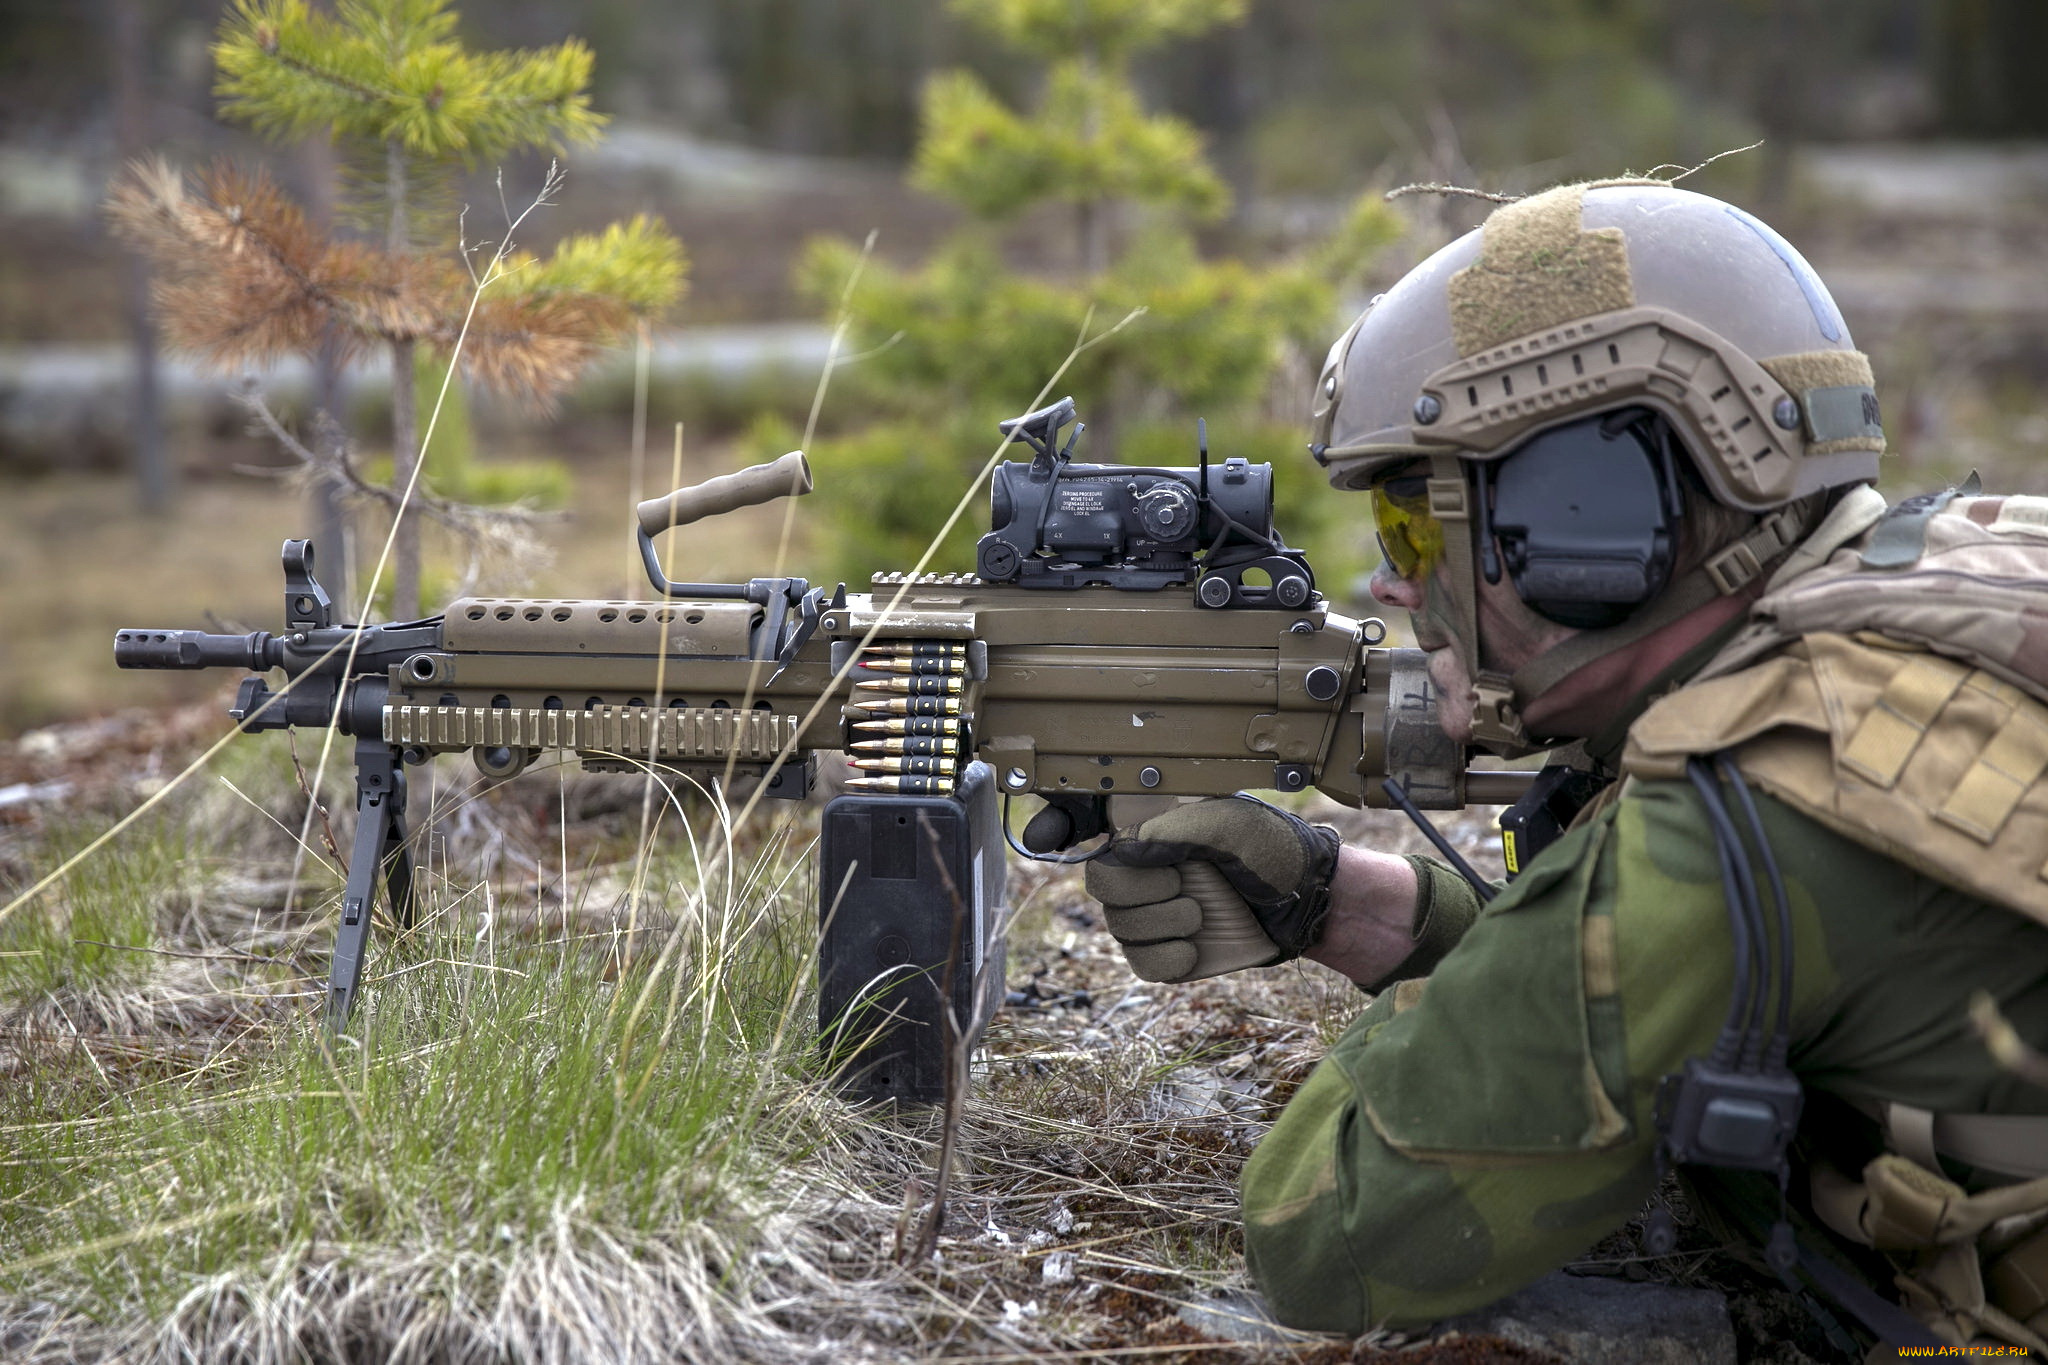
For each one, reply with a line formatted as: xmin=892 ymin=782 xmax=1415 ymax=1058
xmin=1621 ymin=484 xmax=2048 ymax=1354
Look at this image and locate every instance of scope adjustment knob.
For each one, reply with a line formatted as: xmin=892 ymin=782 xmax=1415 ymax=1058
xmin=1133 ymin=483 xmax=1198 ymax=543
xmin=978 ymin=541 xmax=1022 ymax=581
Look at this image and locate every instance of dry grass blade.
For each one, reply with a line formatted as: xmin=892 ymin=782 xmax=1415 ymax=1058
xmin=1972 ymin=990 xmax=2048 ymax=1091
xmin=286 ymin=160 xmax=570 ymax=925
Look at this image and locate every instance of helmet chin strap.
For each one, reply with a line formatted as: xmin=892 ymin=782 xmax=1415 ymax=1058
xmin=1504 ymin=500 xmax=1816 ymax=745
xmin=1425 ymin=454 xmax=1531 ymax=755
xmin=1424 ymin=452 xmax=1814 ymax=757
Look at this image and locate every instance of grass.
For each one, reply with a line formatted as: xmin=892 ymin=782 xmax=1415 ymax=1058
xmin=0 ymin=816 xmax=167 ymax=1001
xmin=0 ymin=748 xmax=849 ymax=1364
xmin=5 ymin=942 xmax=819 ymax=1362
xmin=0 ymin=711 xmax=1430 ymax=1362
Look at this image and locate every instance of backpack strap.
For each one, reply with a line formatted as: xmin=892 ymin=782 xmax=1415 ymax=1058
xmin=1860 ymin=473 xmax=1980 ymax=569
xmin=1876 ymin=1102 xmax=2048 ymax=1183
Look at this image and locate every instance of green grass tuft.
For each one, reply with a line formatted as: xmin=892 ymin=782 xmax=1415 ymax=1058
xmin=0 ymin=735 xmax=1404 ymax=1363
xmin=0 ymin=790 xmax=847 ymax=1364
xmin=0 ymin=818 xmax=172 ymax=1003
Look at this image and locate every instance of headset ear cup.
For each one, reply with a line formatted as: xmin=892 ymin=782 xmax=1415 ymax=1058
xmin=1490 ymin=409 xmax=1681 ymax=629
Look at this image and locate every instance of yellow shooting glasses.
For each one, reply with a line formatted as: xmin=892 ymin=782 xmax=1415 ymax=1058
xmin=1370 ymin=474 xmax=1444 ymax=581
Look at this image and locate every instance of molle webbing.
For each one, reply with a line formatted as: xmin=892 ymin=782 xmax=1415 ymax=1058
xmin=1623 ymin=633 xmax=2048 ymax=927
xmin=1446 ymin=184 xmax=1635 ymax=357
xmin=384 ymin=702 xmax=799 ymax=762
xmin=1838 ymin=655 xmax=1969 ymax=787
xmin=1939 ymin=705 xmax=2048 ymax=843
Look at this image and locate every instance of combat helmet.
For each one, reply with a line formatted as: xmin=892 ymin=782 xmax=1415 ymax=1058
xmin=1311 ymin=182 xmax=1886 ymax=750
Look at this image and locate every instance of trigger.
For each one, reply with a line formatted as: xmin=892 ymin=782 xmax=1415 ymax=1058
xmin=1021 ymin=793 xmax=1110 ymax=853
xmin=1022 ymin=802 xmax=1077 ymax=853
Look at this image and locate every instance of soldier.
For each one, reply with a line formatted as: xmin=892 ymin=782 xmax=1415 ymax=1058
xmin=1085 ymin=182 xmax=2048 ymax=1353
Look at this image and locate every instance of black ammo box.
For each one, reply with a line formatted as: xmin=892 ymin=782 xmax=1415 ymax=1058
xmin=818 ymin=761 xmax=1007 ymax=1104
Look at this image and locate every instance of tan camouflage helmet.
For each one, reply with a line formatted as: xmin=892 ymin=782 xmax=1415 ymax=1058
xmin=1311 ymin=183 xmax=1886 ymax=751
xmin=1309 ymin=182 xmax=1884 ymax=511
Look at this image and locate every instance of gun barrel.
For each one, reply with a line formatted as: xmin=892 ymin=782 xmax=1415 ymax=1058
xmin=115 ymin=629 xmax=272 ymax=672
xmin=1466 ymin=770 xmax=1538 ymax=804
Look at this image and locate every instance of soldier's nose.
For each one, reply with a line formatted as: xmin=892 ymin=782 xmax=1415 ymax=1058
xmin=1370 ymin=562 xmax=1423 ymax=611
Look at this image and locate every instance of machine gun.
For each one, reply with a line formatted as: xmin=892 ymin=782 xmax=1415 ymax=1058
xmin=117 ymin=398 xmax=1528 ymax=1101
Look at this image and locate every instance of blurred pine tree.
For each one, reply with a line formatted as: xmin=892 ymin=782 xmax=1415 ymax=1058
xmin=797 ymin=0 xmax=1399 ymax=591
xmin=113 ymin=0 xmax=687 ymax=617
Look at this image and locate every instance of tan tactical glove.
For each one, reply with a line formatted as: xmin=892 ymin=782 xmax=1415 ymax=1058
xmin=1084 ymin=796 xmax=1342 ymax=983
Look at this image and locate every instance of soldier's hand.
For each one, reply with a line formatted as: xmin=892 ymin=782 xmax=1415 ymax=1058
xmin=1084 ymin=795 xmax=1342 ymax=983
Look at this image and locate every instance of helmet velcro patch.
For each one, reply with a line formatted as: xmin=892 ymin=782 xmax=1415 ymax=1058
xmin=1447 ymin=184 xmax=1636 ymax=357
xmin=1759 ymin=350 xmax=1886 ymax=455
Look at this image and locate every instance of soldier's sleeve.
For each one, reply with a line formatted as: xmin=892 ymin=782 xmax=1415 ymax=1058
xmin=1355 ymin=855 xmax=1495 ymax=992
xmin=1242 ymin=778 xmax=1762 ymax=1332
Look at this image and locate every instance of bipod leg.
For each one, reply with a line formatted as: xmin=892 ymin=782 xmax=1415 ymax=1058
xmin=327 ymin=740 xmax=411 ymax=1028
xmin=380 ymin=760 xmax=416 ymax=932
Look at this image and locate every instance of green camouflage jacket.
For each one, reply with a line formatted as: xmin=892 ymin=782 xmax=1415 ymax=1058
xmin=1240 ymin=775 xmax=2048 ymax=1332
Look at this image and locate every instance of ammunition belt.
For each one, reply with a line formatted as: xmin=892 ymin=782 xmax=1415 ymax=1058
xmin=844 ymin=638 xmax=972 ymax=795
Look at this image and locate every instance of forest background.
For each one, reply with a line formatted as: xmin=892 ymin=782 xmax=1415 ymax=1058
xmin=4 ymin=0 xmax=2047 ymax=731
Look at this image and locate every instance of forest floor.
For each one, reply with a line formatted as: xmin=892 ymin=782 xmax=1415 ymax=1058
xmin=0 ymin=703 xmax=1840 ymax=1364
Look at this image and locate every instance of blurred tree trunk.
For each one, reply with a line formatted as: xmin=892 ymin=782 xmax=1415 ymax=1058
xmin=300 ymin=135 xmax=352 ymax=616
xmin=109 ymin=0 xmax=168 ymax=513
xmin=1754 ymin=0 xmax=1805 ymax=215
xmin=1666 ymin=8 xmax=1714 ymax=174
xmin=1939 ymin=0 xmax=2048 ymax=136
xmin=386 ymin=137 xmax=421 ymax=621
